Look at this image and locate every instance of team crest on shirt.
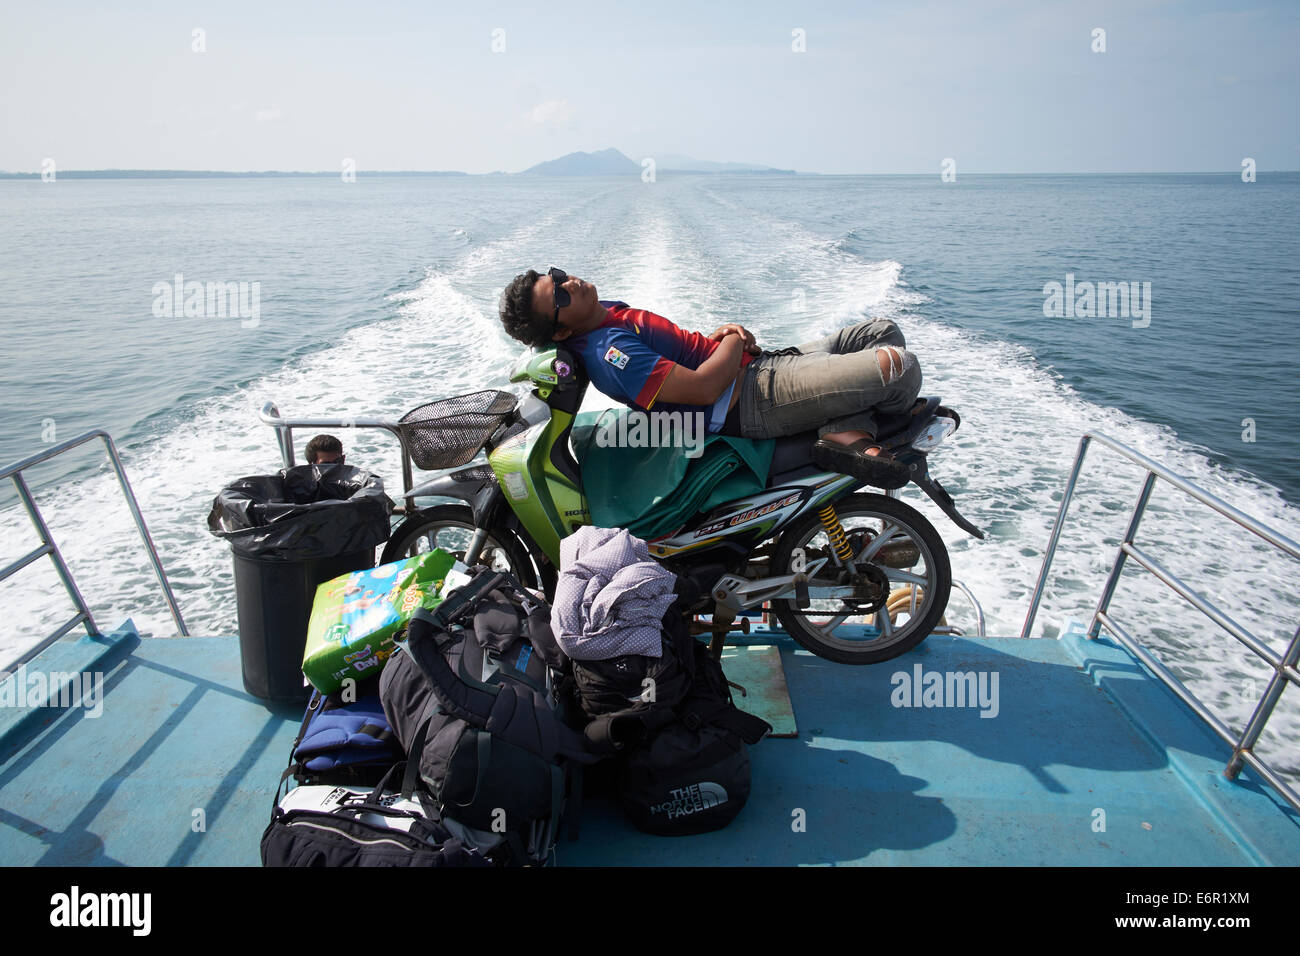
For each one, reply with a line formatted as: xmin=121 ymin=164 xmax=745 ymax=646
xmin=603 ymin=346 xmax=630 ymax=370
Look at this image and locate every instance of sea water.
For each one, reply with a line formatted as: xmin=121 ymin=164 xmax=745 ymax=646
xmin=1 ymin=172 xmax=1297 ymax=776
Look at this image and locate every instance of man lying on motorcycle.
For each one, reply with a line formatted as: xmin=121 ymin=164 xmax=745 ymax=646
xmin=497 ymin=266 xmax=923 ymax=489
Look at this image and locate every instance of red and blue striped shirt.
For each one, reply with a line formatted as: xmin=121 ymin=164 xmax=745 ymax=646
xmin=567 ymin=301 xmax=755 ymax=431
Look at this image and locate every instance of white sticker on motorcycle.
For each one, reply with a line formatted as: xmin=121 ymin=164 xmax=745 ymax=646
xmin=502 ymin=470 xmax=529 ymax=500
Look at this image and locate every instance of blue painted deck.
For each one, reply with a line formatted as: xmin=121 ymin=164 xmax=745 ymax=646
xmin=1 ymin=622 xmax=1297 ymax=866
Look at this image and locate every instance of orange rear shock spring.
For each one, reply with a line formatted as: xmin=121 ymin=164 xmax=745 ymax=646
xmin=817 ymin=505 xmax=854 ymax=563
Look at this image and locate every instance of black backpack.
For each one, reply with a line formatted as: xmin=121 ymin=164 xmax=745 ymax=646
xmin=569 ymin=593 xmax=772 ymax=836
xmin=568 ymin=587 xmax=699 ymax=750
xmin=380 ymin=568 xmax=617 ymax=865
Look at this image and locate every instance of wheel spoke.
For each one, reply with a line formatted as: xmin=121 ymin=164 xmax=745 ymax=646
xmin=876 ymin=605 xmax=895 ymax=638
xmin=818 ymin=611 xmax=850 ymax=633
xmin=885 ymin=567 xmax=930 ymax=586
xmin=858 ymin=522 xmax=900 ymax=562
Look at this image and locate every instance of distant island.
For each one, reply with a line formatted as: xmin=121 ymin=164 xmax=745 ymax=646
xmin=0 ymin=149 xmax=798 ymax=179
xmin=0 ymin=169 xmax=470 ymax=179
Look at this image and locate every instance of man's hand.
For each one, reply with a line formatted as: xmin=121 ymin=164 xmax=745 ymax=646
xmin=709 ymin=323 xmax=759 ymax=354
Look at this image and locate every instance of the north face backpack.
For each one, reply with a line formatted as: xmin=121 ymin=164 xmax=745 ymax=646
xmin=569 ymin=585 xmax=772 ymax=836
xmin=617 ymin=606 xmax=771 ymax=836
xmin=618 ymin=721 xmax=754 ymax=836
xmin=380 ymin=567 xmax=612 ymax=865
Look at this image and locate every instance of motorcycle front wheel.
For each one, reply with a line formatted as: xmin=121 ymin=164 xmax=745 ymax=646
xmin=380 ymin=504 xmax=540 ymax=590
xmin=770 ymin=493 xmax=951 ymax=664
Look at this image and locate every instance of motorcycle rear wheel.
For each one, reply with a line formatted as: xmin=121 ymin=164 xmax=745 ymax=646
xmin=380 ymin=505 xmax=540 ymax=590
xmin=770 ymin=493 xmax=951 ymax=664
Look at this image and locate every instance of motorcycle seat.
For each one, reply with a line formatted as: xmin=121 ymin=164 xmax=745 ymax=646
xmin=770 ymin=430 xmax=820 ymax=473
xmin=765 ymin=397 xmax=944 ymax=481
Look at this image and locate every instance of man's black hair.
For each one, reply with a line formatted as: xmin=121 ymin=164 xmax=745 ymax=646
xmin=498 ymin=270 xmax=555 ymax=349
xmin=305 ymin=434 xmax=343 ymax=464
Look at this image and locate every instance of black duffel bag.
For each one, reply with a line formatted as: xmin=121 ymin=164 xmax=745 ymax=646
xmin=261 ymin=763 xmax=491 ymax=868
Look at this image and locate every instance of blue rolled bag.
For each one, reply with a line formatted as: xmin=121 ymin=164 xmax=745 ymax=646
xmin=287 ymin=679 xmax=404 ymax=786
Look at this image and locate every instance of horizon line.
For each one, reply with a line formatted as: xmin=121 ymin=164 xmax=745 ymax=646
xmin=1 ymin=168 xmax=1293 ymax=178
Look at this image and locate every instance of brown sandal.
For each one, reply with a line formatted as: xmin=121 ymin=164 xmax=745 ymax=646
xmin=811 ymin=438 xmax=911 ymax=490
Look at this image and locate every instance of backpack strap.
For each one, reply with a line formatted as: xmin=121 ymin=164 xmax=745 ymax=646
xmin=399 ymin=706 xmax=434 ymax=800
xmin=582 ymin=706 xmax=676 ymax=754
xmin=400 ymin=613 xmax=502 ymax=727
xmin=425 ymin=567 xmax=513 ymax=630
xmin=273 ymin=689 xmax=323 ymax=808
xmin=679 ymin=695 xmax=771 ymax=745
xmin=446 ymin=731 xmax=493 ymax=810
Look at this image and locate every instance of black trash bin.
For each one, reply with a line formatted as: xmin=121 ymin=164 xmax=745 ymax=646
xmin=207 ymin=464 xmax=394 ymax=703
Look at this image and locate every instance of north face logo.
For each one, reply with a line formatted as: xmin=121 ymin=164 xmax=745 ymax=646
xmin=649 ymin=782 xmax=729 ymax=820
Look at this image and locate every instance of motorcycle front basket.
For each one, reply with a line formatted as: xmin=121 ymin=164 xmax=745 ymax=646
xmin=398 ymin=390 xmax=517 ymax=470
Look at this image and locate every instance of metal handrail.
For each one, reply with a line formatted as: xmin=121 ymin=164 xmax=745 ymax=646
xmin=952 ymin=580 xmax=986 ymax=637
xmin=1 ymin=430 xmax=189 ymax=673
xmin=1022 ymin=431 xmax=1300 ymax=812
xmin=258 ymin=402 xmax=418 ymax=514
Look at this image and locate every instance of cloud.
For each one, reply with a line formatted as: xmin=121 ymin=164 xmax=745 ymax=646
xmin=254 ymin=108 xmax=283 ymax=122
xmin=527 ymin=99 xmax=574 ymax=126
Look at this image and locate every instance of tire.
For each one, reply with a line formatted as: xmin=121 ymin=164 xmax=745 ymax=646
xmin=380 ymin=505 xmax=540 ymax=590
xmin=770 ymin=493 xmax=951 ymax=665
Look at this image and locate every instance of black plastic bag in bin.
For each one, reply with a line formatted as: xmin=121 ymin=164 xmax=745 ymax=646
xmin=207 ymin=464 xmax=394 ymax=560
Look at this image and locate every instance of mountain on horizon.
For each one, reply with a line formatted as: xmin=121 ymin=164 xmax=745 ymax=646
xmin=518 ymin=148 xmax=642 ymax=176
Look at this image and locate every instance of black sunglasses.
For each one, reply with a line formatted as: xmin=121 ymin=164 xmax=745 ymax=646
xmin=547 ymin=267 xmax=571 ymax=327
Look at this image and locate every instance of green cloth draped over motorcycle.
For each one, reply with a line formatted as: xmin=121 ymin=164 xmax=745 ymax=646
xmin=570 ymin=409 xmax=776 ymax=540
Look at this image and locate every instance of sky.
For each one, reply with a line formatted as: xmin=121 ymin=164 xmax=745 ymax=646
xmin=1 ymin=0 xmax=1296 ymax=174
